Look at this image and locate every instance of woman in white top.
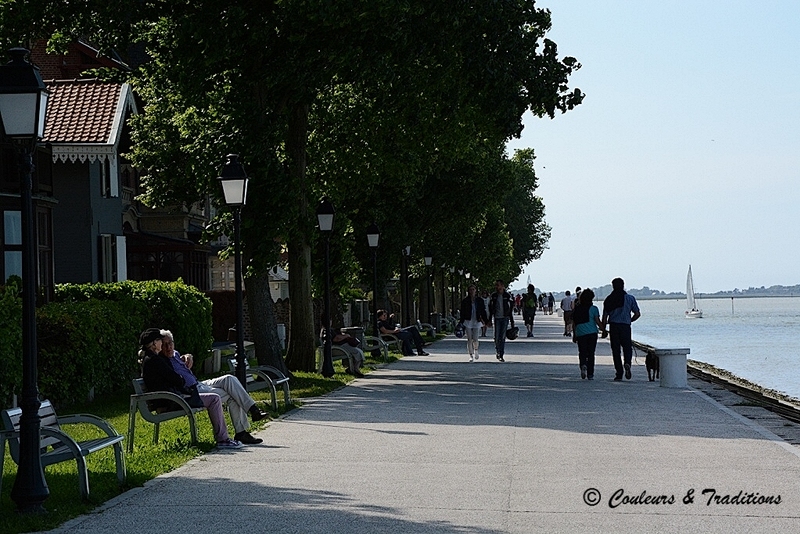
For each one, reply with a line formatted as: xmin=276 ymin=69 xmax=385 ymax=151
xmin=459 ymin=285 xmax=489 ymax=362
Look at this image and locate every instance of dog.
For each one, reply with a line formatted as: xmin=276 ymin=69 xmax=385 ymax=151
xmin=646 ymin=353 xmax=659 ymax=382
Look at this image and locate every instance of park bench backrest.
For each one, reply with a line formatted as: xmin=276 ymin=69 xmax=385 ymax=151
xmin=2 ymin=400 xmax=61 ymax=459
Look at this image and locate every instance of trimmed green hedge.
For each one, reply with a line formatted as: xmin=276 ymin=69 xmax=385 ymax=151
xmin=55 ymin=279 xmax=213 ymax=362
xmin=0 ymin=278 xmax=23 ymax=406
xmin=37 ymin=299 xmax=147 ymax=405
xmin=0 ymin=280 xmax=213 ymax=408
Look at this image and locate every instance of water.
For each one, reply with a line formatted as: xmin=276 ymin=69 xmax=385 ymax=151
xmin=631 ymin=296 xmax=800 ymax=400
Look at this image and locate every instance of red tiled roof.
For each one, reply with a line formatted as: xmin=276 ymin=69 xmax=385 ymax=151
xmin=43 ymin=79 xmax=123 ymax=144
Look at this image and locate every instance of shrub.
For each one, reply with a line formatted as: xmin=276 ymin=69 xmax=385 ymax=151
xmin=0 ymin=278 xmax=23 ymax=406
xmin=37 ymin=299 xmax=147 ymax=405
xmin=55 ymin=279 xmax=213 ymax=364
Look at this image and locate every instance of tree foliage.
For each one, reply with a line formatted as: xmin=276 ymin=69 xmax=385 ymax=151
xmin=0 ymin=0 xmax=582 ymax=371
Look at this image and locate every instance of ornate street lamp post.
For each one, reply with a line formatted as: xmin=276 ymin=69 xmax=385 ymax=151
xmin=217 ymin=155 xmax=249 ymax=388
xmin=401 ymin=246 xmax=411 ymax=326
xmin=449 ymin=266 xmax=456 ymax=318
xmin=424 ymin=253 xmax=433 ymax=323
xmin=366 ymin=223 xmax=380 ymax=336
xmin=316 ymin=198 xmax=335 ymax=378
xmin=0 ymin=47 xmax=50 ymax=514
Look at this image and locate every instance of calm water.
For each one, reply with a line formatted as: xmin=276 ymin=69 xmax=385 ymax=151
xmin=632 ymin=297 xmax=800 ymax=400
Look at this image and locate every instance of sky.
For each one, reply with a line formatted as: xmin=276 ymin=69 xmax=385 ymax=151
xmin=506 ymin=0 xmax=800 ymax=294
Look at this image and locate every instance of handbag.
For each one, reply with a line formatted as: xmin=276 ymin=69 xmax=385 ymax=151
xmin=506 ymin=326 xmax=519 ymax=340
xmin=455 ymin=322 xmax=465 ymax=338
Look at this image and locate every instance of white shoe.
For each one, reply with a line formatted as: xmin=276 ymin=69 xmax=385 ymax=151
xmin=469 ymin=356 xmax=474 ymax=362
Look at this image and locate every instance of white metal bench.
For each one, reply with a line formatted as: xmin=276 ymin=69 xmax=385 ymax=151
xmin=226 ymin=358 xmax=292 ymax=411
xmin=1 ymin=400 xmax=126 ymax=499
xmin=127 ymin=378 xmax=205 ymax=453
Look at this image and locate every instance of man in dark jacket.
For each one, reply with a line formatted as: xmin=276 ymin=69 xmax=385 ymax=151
xmin=488 ymin=279 xmax=515 ymax=362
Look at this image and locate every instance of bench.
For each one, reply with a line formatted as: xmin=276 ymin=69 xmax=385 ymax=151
xmin=362 ymin=335 xmax=389 ymax=363
xmin=315 ymin=337 xmax=357 ymax=372
xmin=127 ymin=378 xmax=205 ymax=453
xmin=378 ymin=333 xmax=403 ymax=354
xmin=226 ymin=358 xmax=292 ymax=411
xmin=1 ymin=400 xmax=126 ymax=499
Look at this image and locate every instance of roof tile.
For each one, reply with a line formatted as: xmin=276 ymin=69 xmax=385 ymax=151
xmin=43 ymin=79 xmax=122 ymax=144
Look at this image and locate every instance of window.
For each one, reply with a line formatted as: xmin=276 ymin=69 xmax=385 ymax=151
xmin=2 ymin=210 xmax=22 ymax=283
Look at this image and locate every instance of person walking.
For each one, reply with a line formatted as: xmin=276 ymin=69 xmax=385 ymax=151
xmin=559 ymin=290 xmax=573 ymax=336
xmin=601 ymin=278 xmax=641 ymax=381
xmin=572 ymin=289 xmax=602 ymax=380
xmin=459 ymin=284 xmax=489 ymax=362
xmin=522 ymin=284 xmax=537 ymax=337
xmin=547 ymin=292 xmax=555 ymax=315
xmin=480 ymin=290 xmax=490 ymax=337
xmin=488 ymin=279 xmax=515 ymax=362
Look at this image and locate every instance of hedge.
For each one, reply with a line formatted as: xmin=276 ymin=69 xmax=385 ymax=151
xmin=55 ymin=279 xmax=213 ymax=362
xmin=0 ymin=279 xmax=213 ymax=408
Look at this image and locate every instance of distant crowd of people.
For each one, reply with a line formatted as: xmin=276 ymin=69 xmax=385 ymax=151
xmin=456 ymin=277 xmax=641 ymax=381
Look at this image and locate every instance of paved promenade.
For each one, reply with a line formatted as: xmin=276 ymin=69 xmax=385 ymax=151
xmin=51 ymin=314 xmax=800 ymax=533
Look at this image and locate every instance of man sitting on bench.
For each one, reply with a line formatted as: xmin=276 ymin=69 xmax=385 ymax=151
xmin=376 ymin=310 xmax=429 ymax=356
xmin=159 ymin=329 xmax=267 ymax=445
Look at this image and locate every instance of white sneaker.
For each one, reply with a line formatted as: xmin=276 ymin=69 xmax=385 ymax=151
xmin=469 ymin=356 xmax=474 ymax=362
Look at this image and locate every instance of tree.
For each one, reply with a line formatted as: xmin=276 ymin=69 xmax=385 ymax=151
xmin=1 ymin=0 xmax=582 ymax=372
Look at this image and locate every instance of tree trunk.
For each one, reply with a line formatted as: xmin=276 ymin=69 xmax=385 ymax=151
xmin=283 ymin=101 xmax=317 ymax=372
xmin=245 ymin=272 xmax=289 ymax=375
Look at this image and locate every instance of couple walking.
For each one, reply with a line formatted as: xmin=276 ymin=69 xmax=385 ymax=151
xmin=459 ymin=279 xmax=515 ymax=362
xmin=572 ymin=278 xmax=641 ymax=381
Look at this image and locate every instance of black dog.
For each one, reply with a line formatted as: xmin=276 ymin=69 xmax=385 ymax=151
xmin=646 ymin=353 xmax=659 ymax=382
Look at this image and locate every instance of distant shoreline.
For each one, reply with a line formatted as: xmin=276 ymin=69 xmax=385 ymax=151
xmin=638 ymin=294 xmax=800 ymax=301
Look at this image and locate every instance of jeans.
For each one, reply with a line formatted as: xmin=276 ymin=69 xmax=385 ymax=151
xmin=397 ymin=326 xmax=425 ymax=355
xmin=609 ymin=322 xmax=633 ymax=377
xmin=493 ymin=317 xmax=509 ymax=358
xmin=576 ymin=333 xmax=597 ymax=378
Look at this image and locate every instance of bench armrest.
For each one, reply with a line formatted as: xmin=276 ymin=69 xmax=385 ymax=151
xmin=58 ymin=414 xmax=122 ymax=438
xmin=130 ymin=391 xmax=198 ymax=414
xmin=250 ymin=364 xmax=289 ymax=383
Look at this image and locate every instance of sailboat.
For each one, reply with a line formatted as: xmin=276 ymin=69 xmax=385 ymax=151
xmin=685 ymin=265 xmax=703 ymax=318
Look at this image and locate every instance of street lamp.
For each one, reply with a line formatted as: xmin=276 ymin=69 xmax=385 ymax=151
xmin=424 ymin=253 xmax=433 ymax=323
xmin=316 ymin=198 xmax=335 ymax=378
xmin=366 ymin=223 xmax=380 ymax=336
xmin=401 ymin=246 xmax=411 ymax=326
xmin=439 ymin=264 xmax=446 ymax=323
xmin=0 ymin=47 xmax=50 ymax=513
xmin=449 ymin=266 xmax=456 ymax=318
xmin=217 ymin=154 xmax=249 ymax=389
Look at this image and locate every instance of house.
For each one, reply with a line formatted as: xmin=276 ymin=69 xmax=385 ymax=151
xmin=3 ymin=44 xmax=286 ymax=302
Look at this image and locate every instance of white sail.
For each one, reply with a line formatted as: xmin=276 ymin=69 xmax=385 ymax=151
xmin=685 ymin=265 xmax=703 ymax=318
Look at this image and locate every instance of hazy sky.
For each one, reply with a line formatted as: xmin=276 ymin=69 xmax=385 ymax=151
xmin=507 ymin=1 xmax=800 ymax=294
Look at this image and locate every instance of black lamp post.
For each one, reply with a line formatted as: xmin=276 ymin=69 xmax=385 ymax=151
xmin=366 ymin=223 xmax=380 ymax=336
xmin=401 ymin=246 xmax=411 ymax=326
xmin=217 ymin=154 xmax=249 ymax=389
xmin=439 ymin=265 xmax=446 ymax=322
xmin=424 ymin=253 xmax=433 ymax=322
xmin=317 ymin=198 xmax=335 ymax=378
xmin=0 ymin=47 xmax=50 ymax=514
xmin=449 ymin=266 xmax=456 ymax=318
